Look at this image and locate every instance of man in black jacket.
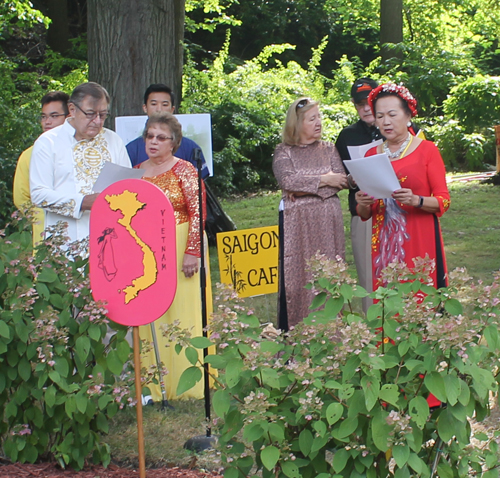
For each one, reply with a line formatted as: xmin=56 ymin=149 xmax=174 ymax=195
xmin=336 ymin=78 xmax=383 ymax=312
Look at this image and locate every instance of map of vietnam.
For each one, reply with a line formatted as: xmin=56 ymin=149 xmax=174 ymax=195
xmin=105 ymin=190 xmax=158 ymax=304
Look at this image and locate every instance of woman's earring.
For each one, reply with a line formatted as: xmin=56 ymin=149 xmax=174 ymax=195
xmin=407 ymin=121 xmax=412 ymax=128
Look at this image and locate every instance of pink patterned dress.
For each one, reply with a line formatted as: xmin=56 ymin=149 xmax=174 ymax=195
xmin=273 ymin=141 xmax=345 ymax=328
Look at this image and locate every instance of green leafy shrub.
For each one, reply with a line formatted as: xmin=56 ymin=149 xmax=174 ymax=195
xmin=426 ymin=75 xmax=500 ymax=170
xmin=0 ymin=60 xmax=44 ymax=229
xmin=182 ymin=32 xmax=499 ymax=193
xmin=176 ymin=255 xmax=500 ymax=477
xmin=0 ymin=217 xmax=133 ymax=470
xmin=380 ymin=42 xmax=479 ymax=116
xmin=423 ymin=118 xmax=463 ymax=169
xmin=182 ymin=36 xmax=357 ymax=195
xmin=444 ymin=75 xmax=500 ymax=131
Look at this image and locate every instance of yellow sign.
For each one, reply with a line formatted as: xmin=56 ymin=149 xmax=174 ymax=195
xmin=217 ymin=226 xmax=279 ymax=298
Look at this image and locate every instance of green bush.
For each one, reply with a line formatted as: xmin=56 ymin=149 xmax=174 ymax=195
xmin=444 ymin=75 xmax=500 ymax=131
xmin=175 ymin=255 xmax=500 ymax=478
xmin=0 ymin=217 xmax=133 ymax=470
xmin=182 ymin=35 xmax=358 ymax=195
xmin=182 ymin=34 xmax=500 ymax=191
xmin=378 ymin=42 xmax=479 ymax=116
xmin=426 ymin=75 xmax=500 ymax=169
xmin=0 ymin=60 xmax=42 ymax=229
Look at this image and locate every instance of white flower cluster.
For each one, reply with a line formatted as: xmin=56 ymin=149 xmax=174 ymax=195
xmin=385 ymin=410 xmax=413 ymax=446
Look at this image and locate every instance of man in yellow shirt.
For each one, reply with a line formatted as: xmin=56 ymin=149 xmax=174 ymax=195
xmin=13 ymin=91 xmax=69 ymax=244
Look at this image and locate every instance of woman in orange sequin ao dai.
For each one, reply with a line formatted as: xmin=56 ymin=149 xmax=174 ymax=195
xmin=136 ymin=112 xmax=211 ymax=400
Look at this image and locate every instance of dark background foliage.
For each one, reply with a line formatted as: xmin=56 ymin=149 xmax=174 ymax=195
xmin=1 ymin=0 xmax=499 ymax=224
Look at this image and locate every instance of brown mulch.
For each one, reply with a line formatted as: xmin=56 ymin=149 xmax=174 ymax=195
xmin=0 ymin=463 xmax=222 ymax=477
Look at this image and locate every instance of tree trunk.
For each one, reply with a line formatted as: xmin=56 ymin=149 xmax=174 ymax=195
xmin=380 ymin=0 xmax=403 ymax=62
xmin=47 ymin=0 xmax=71 ymax=53
xmin=87 ymin=0 xmax=185 ymax=129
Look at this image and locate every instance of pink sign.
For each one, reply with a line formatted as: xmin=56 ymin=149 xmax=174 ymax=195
xmin=90 ymin=179 xmax=177 ymax=326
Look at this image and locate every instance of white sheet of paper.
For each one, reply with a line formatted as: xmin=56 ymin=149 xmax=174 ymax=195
xmin=93 ymin=162 xmax=144 ymax=193
xmin=347 ymin=139 xmax=383 ymax=159
xmin=343 ymin=153 xmax=401 ymax=199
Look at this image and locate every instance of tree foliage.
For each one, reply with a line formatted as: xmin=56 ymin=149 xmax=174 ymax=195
xmin=185 ymin=0 xmax=241 ymax=33
xmin=0 ymin=1 xmax=50 ymax=38
xmin=0 ymin=1 xmax=87 ymax=228
xmin=182 ymin=35 xmax=364 ymax=194
xmin=186 ymin=0 xmax=379 ymax=76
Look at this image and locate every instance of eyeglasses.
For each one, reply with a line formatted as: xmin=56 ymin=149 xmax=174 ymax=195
xmin=40 ymin=113 xmax=66 ymax=122
xmin=296 ymin=98 xmax=311 ymax=111
xmin=74 ymin=103 xmax=109 ymax=121
xmin=145 ymin=133 xmax=173 ymax=142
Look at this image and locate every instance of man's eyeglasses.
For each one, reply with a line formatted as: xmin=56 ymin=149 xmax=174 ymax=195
xmin=40 ymin=113 xmax=66 ymax=121
xmin=296 ymin=98 xmax=311 ymax=111
xmin=145 ymin=133 xmax=173 ymax=142
xmin=74 ymin=103 xmax=109 ymax=121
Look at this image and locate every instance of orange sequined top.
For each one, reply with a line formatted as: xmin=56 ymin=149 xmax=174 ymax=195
xmin=139 ymin=160 xmax=206 ymax=257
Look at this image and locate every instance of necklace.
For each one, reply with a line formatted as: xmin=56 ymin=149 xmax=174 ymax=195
xmin=383 ymin=133 xmax=412 ymax=160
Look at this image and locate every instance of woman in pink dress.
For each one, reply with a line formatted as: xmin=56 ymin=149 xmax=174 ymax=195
xmin=355 ymin=84 xmax=450 ymax=290
xmin=273 ymin=98 xmax=348 ymax=329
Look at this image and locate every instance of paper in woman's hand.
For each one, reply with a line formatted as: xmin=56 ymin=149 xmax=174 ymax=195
xmin=347 ymin=139 xmax=383 ymax=160
xmin=93 ymin=162 xmax=144 ymax=193
xmin=343 ymin=153 xmax=401 ymax=199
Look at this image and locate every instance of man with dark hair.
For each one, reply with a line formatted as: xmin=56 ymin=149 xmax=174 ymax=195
xmin=126 ymin=83 xmax=209 ymax=179
xmin=13 ymin=90 xmax=70 ymax=242
xmin=40 ymin=91 xmax=70 ymax=121
xmin=30 ymin=82 xmax=131 ymax=243
xmin=336 ymin=78 xmax=383 ymax=311
xmin=143 ymin=84 xmax=176 ymax=109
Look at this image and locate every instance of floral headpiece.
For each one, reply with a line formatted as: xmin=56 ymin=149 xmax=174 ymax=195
xmin=368 ymin=83 xmax=418 ymax=117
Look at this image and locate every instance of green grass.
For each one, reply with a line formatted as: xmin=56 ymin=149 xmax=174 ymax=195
xmin=221 ymin=191 xmax=282 ymax=230
xmin=220 ymin=190 xmax=355 ymax=265
xmin=105 ymin=180 xmax=500 ymax=469
xmin=441 ymin=182 xmax=500 ymax=281
xmin=105 ymin=400 xmax=220 ymax=470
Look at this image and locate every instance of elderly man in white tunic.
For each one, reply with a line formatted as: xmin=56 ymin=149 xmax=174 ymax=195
xmin=30 ymin=82 xmax=131 ymax=243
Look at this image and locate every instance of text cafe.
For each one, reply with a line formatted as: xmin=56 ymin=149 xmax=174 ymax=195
xmin=216 ymin=226 xmax=279 ymax=298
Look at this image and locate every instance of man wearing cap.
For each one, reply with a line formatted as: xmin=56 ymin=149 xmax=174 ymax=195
xmin=336 ymin=78 xmax=383 ymax=311
xmin=30 ymin=82 xmax=131 ymax=243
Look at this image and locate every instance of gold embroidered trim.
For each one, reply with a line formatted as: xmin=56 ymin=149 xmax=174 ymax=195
xmin=41 ymin=199 xmax=76 ymax=216
xmin=73 ymin=131 xmax=111 ymax=195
